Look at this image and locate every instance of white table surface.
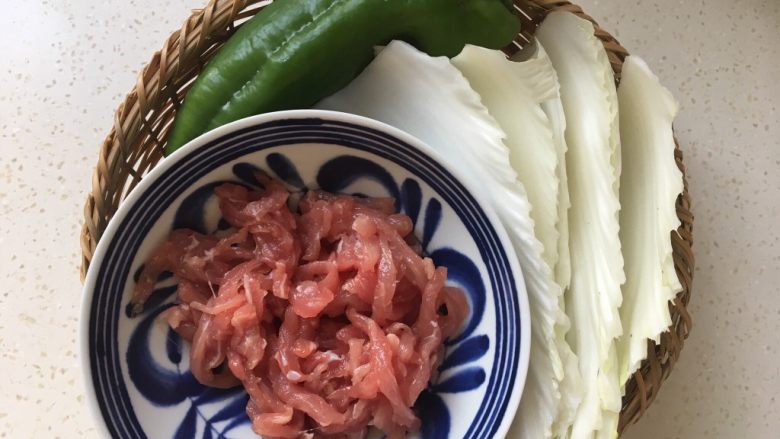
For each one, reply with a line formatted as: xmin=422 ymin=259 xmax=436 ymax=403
xmin=1 ymin=0 xmax=778 ymax=437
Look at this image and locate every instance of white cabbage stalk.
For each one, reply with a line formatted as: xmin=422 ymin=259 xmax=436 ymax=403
xmin=316 ymin=39 xmax=560 ymax=436
xmin=617 ymin=56 xmax=684 ymax=386
xmin=511 ymin=42 xmax=581 ymax=439
xmin=536 ymin=11 xmax=625 ymax=439
xmin=452 ymin=42 xmax=582 ymax=439
xmin=453 ymin=44 xmax=560 ymax=276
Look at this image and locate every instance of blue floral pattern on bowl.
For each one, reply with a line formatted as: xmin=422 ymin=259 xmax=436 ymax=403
xmin=81 ymin=112 xmax=527 ymax=439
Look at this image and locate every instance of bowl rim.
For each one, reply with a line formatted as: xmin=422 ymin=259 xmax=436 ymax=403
xmin=79 ymin=109 xmax=530 ymax=438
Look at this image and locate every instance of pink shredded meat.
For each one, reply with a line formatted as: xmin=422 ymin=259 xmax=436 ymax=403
xmin=132 ymin=175 xmax=468 ymax=439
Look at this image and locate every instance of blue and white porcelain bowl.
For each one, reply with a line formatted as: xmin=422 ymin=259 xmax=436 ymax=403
xmin=80 ymin=110 xmax=530 ymax=439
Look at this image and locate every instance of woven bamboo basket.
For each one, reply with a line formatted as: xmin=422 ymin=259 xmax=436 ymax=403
xmin=79 ymin=0 xmax=694 ymax=435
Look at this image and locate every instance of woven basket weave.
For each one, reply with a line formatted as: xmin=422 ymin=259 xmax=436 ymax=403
xmin=79 ymin=0 xmax=694 ymax=434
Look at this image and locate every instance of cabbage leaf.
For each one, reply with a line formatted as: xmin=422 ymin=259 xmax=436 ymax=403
xmin=536 ymin=12 xmax=625 ymax=439
xmin=617 ymin=55 xmax=684 ymax=386
xmin=452 ymin=42 xmax=582 ymax=439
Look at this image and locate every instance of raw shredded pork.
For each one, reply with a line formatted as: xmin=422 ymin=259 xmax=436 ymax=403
xmin=132 ymin=174 xmax=468 ymax=438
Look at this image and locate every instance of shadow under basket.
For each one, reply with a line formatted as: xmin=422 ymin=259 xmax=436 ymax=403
xmin=79 ymin=0 xmax=695 ymax=435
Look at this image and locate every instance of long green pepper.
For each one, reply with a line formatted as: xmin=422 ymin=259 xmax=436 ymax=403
xmin=165 ymin=0 xmax=520 ymax=154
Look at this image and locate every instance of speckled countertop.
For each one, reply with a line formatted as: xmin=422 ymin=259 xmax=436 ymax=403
xmin=0 ymin=0 xmax=777 ymax=437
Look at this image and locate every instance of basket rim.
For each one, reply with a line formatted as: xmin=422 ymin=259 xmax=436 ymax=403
xmin=78 ymin=0 xmax=694 ymax=435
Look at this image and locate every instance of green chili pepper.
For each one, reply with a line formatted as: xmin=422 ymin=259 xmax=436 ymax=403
xmin=165 ymin=0 xmax=520 ymax=155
